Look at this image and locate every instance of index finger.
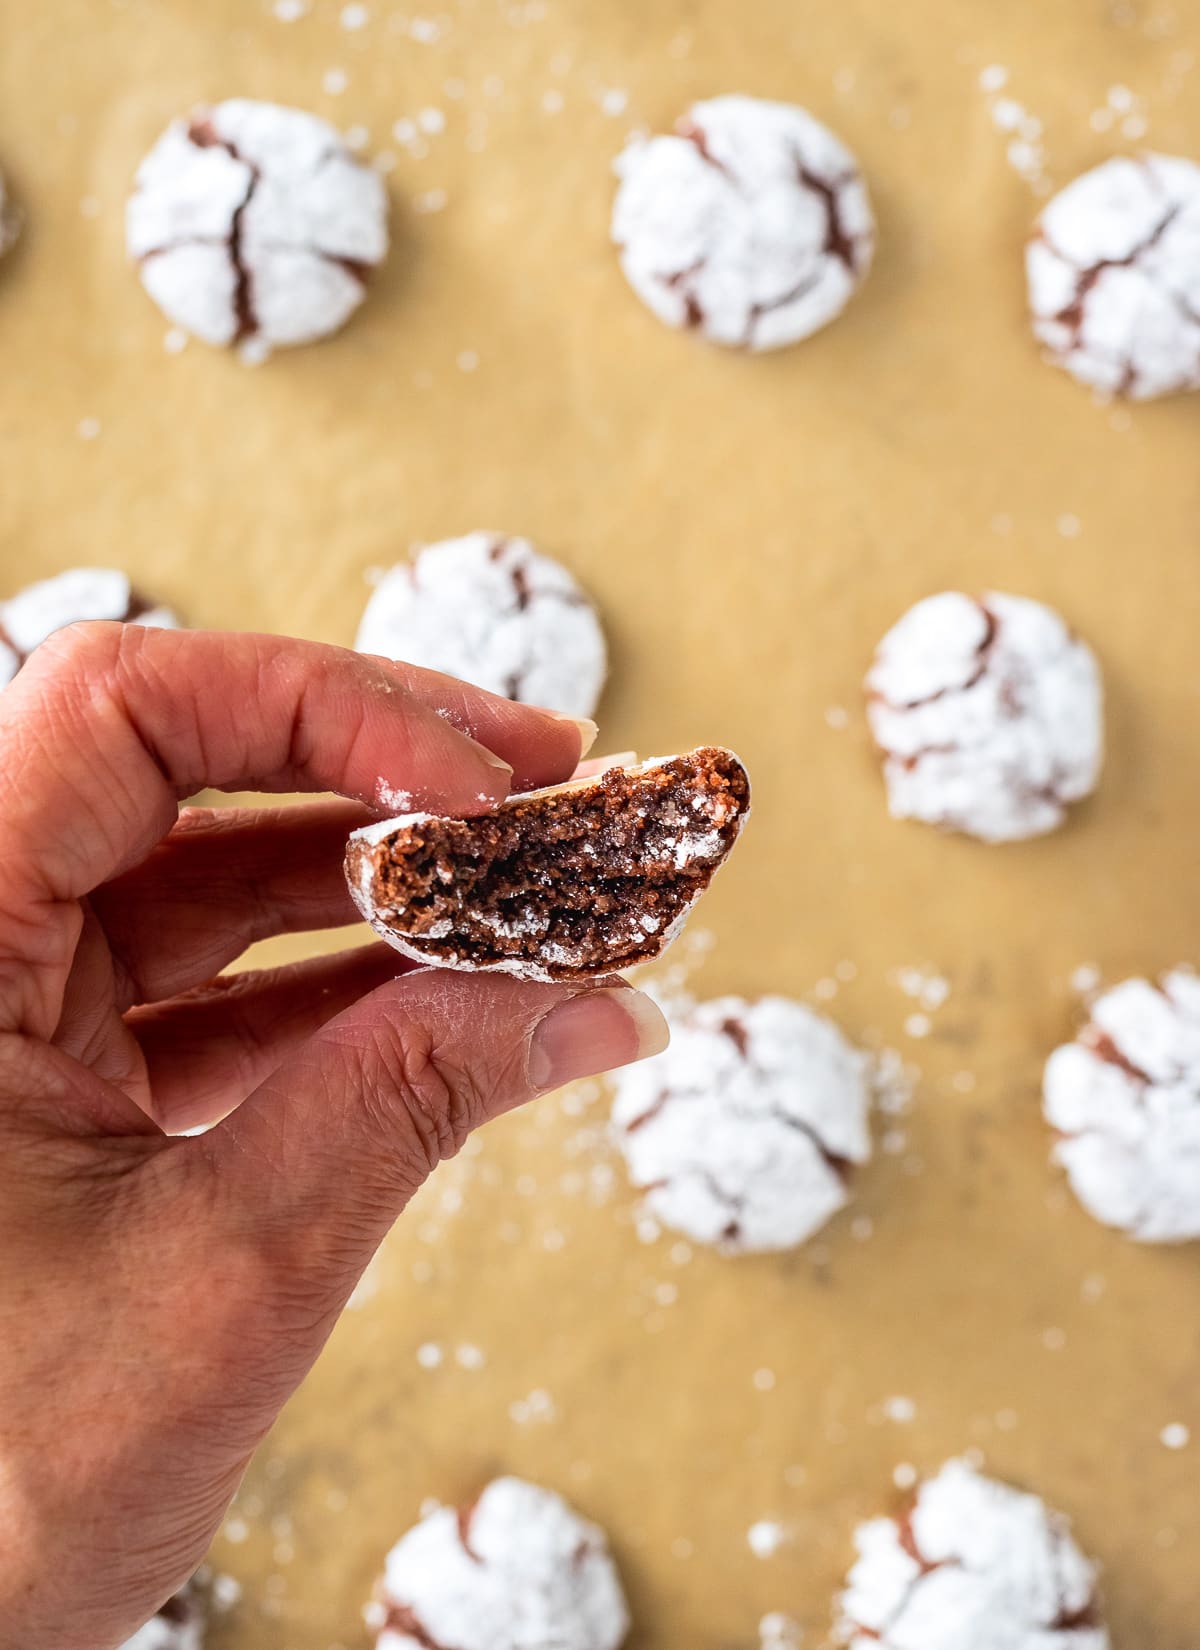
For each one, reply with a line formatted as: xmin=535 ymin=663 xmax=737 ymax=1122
xmin=0 ymin=624 xmax=589 ymax=1035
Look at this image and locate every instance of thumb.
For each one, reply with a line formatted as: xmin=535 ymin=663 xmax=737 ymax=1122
xmin=205 ymin=967 xmax=668 ymax=1305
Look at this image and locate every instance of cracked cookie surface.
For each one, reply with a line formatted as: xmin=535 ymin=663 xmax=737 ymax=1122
xmin=346 ymin=748 xmax=750 ymax=983
xmin=838 ymin=1459 xmax=1108 ymax=1650
xmin=1027 ymin=153 xmax=1200 ymax=400
xmin=1044 ymin=969 xmax=1200 ymax=1243
xmin=0 ymin=567 xmax=180 ymax=687
xmin=865 ymin=591 xmax=1103 ymax=844
xmin=611 ymin=994 xmax=870 ymax=1253
xmin=611 ymin=95 xmax=873 ymax=350
xmin=366 ymin=1476 xmax=629 ymax=1650
xmin=355 ymin=531 xmax=607 ymax=717
xmin=127 ymin=99 xmax=389 ymax=354
xmin=118 ymin=1579 xmax=208 ymax=1650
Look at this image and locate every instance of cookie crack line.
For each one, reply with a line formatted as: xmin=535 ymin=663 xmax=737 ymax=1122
xmin=188 ymin=117 xmax=261 ymax=342
xmin=870 ymin=598 xmax=1001 ymax=714
xmin=677 ymin=119 xmax=737 ymax=183
xmin=795 ymin=156 xmax=863 ymax=272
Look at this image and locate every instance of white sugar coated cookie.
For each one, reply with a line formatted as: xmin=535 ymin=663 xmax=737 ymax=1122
xmin=0 ymin=567 xmax=180 ymax=687
xmin=838 ymin=1459 xmax=1108 ymax=1650
xmin=1027 ymin=153 xmax=1200 ymax=400
xmin=866 ymin=591 xmax=1103 ymax=844
xmin=356 ymin=532 xmax=607 ymax=717
xmin=1044 ymin=969 xmax=1200 ymax=1243
xmin=117 ymin=1581 xmax=207 ymax=1650
xmin=367 ymin=1477 xmax=630 ymax=1650
xmin=0 ymin=165 xmax=19 ymax=257
xmin=611 ymin=94 xmax=874 ymax=350
xmin=611 ymin=995 xmax=871 ymax=1253
xmin=127 ymin=99 xmax=389 ymax=355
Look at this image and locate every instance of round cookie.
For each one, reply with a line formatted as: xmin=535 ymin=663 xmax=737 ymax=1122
xmin=865 ymin=591 xmax=1103 ymax=844
xmin=356 ymin=532 xmax=607 ymax=717
xmin=0 ymin=567 xmax=180 ymax=688
xmin=611 ymin=995 xmax=871 ymax=1253
xmin=127 ymin=99 xmax=389 ymax=354
xmin=1044 ymin=969 xmax=1200 ymax=1243
xmin=366 ymin=1477 xmax=630 ymax=1650
xmin=838 ymin=1458 xmax=1108 ymax=1649
xmin=1027 ymin=153 xmax=1200 ymax=400
xmin=118 ymin=1580 xmax=207 ymax=1650
xmin=611 ymin=94 xmax=874 ymax=351
xmin=0 ymin=165 xmax=19 ymax=258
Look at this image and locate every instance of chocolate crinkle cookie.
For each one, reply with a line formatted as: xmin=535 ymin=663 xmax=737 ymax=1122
xmin=0 ymin=567 xmax=180 ymax=687
xmin=356 ymin=533 xmax=607 ymax=718
xmin=346 ymin=748 xmax=750 ymax=983
xmin=1044 ymin=968 xmax=1200 ymax=1243
xmin=838 ymin=1459 xmax=1108 ymax=1650
xmin=611 ymin=94 xmax=874 ymax=350
xmin=365 ymin=1476 xmax=630 ymax=1650
xmin=866 ymin=591 xmax=1103 ymax=843
xmin=1028 ymin=153 xmax=1200 ymax=400
xmin=612 ymin=994 xmax=871 ymax=1253
xmin=127 ymin=99 xmax=389 ymax=355
xmin=117 ymin=1578 xmax=208 ymax=1650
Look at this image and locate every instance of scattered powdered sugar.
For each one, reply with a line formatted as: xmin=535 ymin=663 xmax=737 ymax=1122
xmin=612 ymin=94 xmax=874 ymax=351
xmin=127 ymin=99 xmax=389 ymax=354
xmin=0 ymin=567 xmax=181 ymax=685
xmin=975 ymin=66 xmax=1048 ymax=191
xmin=759 ymin=1613 xmax=804 ymax=1649
xmin=747 ymin=1520 xmax=789 ymax=1558
xmin=866 ymin=591 xmax=1103 ymax=843
xmin=611 ymin=994 xmax=872 ymax=1254
xmin=838 ymin=1458 xmax=1108 ymax=1649
xmin=355 ymin=532 xmax=607 ymax=718
xmin=1028 ymin=154 xmax=1200 ymax=400
xmin=369 ymin=1477 xmax=629 ymax=1650
xmin=1043 ymin=968 xmax=1200 ymax=1242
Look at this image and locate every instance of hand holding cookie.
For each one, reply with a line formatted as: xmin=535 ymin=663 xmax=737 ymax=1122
xmin=0 ymin=622 xmax=666 ymax=1650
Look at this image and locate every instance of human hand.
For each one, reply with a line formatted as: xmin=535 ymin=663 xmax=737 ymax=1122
xmin=0 ymin=624 xmax=668 ymax=1650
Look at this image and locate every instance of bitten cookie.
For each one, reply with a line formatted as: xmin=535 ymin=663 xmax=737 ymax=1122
xmin=0 ymin=567 xmax=180 ymax=687
xmin=611 ymin=995 xmax=870 ymax=1253
xmin=346 ymin=748 xmax=750 ymax=983
xmin=1044 ymin=969 xmax=1200 ymax=1243
xmin=127 ymin=99 xmax=389 ymax=354
xmin=365 ymin=1477 xmax=630 ymax=1650
xmin=0 ymin=165 xmax=19 ymax=258
xmin=611 ymin=94 xmax=874 ymax=350
xmin=118 ymin=1580 xmax=207 ymax=1650
xmin=1028 ymin=154 xmax=1200 ymax=400
xmin=838 ymin=1459 xmax=1108 ymax=1649
xmin=866 ymin=591 xmax=1103 ymax=843
xmin=356 ymin=533 xmax=607 ymax=718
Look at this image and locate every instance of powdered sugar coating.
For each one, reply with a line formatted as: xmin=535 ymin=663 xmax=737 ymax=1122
xmin=1028 ymin=153 xmax=1200 ymax=400
xmin=369 ymin=1477 xmax=629 ymax=1650
xmin=612 ymin=995 xmax=871 ymax=1253
xmin=611 ymin=95 xmax=874 ymax=350
xmin=117 ymin=1581 xmax=207 ymax=1650
xmin=356 ymin=532 xmax=607 ymax=717
xmin=127 ymin=99 xmax=388 ymax=353
xmin=838 ymin=1459 xmax=1107 ymax=1650
xmin=0 ymin=567 xmax=180 ymax=686
xmin=0 ymin=166 xmax=19 ymax=257
xmin=1044 ymin=969 xmax=1200 ymax=1243
xmin=866 ymin=591 xmax=1103 ymax=843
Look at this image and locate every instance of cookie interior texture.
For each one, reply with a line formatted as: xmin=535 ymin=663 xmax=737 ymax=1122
xmin=348 ymin=747 xmax=750 ymax=979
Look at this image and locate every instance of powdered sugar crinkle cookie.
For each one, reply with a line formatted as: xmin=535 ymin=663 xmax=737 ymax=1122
xmin=356 ymin=532 xmax=607 ymax=717
xmin=866 ymin=591 xmax=1103 ymax=843
xmin=366 ymin=1476 xmax=630 ymax=1650
xmin=127 ymin=99 xmax=389 ymax=354
xmin=1044 ymin=968 xmax=1200 ymax=1243
xmin=1028 ymin=153 xmax=1200 ymax=399
xmin=612 ymin=995 xmax=871 ymax=1253
xmin=612 ymin=94 xmax=874 ymax=350
xmin=838 ymin=1458 xmax=1108 ymax=1649
xmin=0 ymin=567 xmax=180 ymax=687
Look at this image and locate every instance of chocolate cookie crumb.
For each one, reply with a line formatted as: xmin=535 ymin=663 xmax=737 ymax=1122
xmin=346 ymin=748 xmax=750 ymax=982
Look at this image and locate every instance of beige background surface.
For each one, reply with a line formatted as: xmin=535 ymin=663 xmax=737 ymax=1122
xmin=2 ymin=0 xmax=1199 ymax=1645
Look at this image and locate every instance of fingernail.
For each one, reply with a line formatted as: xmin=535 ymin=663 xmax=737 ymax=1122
xmin=528 ymin=987 xmax=670 ymax=1093
xmin=466 ymin=738 xmax=514 ymax=780
xmin=547 ymin=712 xmax=599 ymax=760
